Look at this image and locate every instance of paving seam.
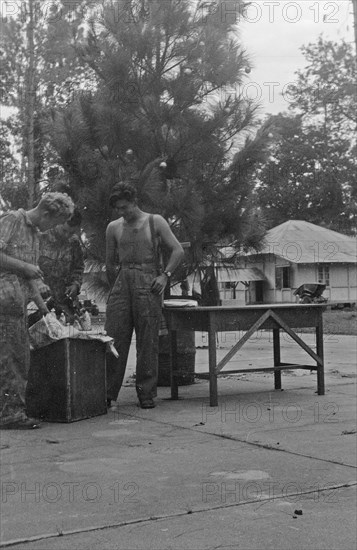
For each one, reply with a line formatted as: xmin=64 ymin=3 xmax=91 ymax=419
xmin=115 ymin=410 xmax=357 ymax=469
xmin=1 ymin=481 xmax=356 ymax=548
xmin=2 ymin=409 xmax=356 ymax=546
xmin=2 ymin=400 xmax=356 ymax=469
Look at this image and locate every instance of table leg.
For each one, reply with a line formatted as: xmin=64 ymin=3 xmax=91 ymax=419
xmin=273 ymin=328 xmax=282 ymax=390
xmin=170 ymin=330 xmax=179 ymax=400
xmin=316 ymin=316 xmax=325 ymax=395
xmin=208 ymin=320 xmax=218 ymax=407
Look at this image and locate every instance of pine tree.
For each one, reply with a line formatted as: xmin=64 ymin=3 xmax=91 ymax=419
xmin=45 ymin=0 xmax=271 ymax=300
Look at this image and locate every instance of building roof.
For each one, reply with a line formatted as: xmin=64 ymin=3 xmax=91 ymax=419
xmin=258 ymin=220 xmax=356 ymax=264
xmin=216 ymin=267 xmax=265 ymax=283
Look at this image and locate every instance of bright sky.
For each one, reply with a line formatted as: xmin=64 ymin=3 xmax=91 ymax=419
xmin=238 ymin=0 xmax=355 ymax=115
xmin=0 ymin=0 xmax=354 ymax=123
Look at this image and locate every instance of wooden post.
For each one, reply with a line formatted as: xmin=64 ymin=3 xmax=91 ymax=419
xmin=208 ymin=312 xmax=218 ymax=407
xmin=170 ymin=329 xmax=179 ymax=400
xmin=273 ymin=327 xmax=282 ymax=390
xmin=316 ymin=313 xmax=325 ymax=395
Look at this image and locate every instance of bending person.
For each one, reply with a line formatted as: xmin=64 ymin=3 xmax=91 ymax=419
xmin=0 ymin=193 xmax=74 ymax=429
xmin=105 ymin=182 xmax=184 ymax=409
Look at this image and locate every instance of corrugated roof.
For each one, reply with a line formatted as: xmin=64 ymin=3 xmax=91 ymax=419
xmin=257 ymin=220 xmax=356 ymax=264
xmin=216 ymin=267 xmax=265 ymax=282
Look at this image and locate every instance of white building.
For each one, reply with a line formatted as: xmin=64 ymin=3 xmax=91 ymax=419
xmin=218 ymin=220 xmax=357 ymax=305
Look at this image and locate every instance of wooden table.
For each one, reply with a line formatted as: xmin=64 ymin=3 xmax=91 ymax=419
xmin=164 ymin=304 xmax=326 ymax=407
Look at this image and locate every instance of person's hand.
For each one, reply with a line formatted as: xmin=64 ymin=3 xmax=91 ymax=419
xmin=150 ymin=274 xmax=168 ymax=296
xmin=22 ymin=263 xmax=44 ymax=280
xmin=38 ymin=304 xmax=50 ymax=317
xmin=36 ymin=281 xmax=51 ymax=299
xmin=65 ymin=284 xmax=78 ymax=299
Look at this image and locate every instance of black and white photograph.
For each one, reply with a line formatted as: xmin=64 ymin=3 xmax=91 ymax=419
xmin=0 ymin=1 xmax=356 ymax=549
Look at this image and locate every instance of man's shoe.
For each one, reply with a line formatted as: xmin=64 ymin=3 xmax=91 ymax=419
xmin=107 ymin=399 xmax=119 ymax=411
xmin=139 ymin=399 xmax=156 ymax=409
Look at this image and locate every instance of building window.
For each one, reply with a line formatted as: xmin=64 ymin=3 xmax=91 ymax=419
xmin=224 ymin=281 xmax=236 ymax=289
xmin=219 ymin=282 xmax=234 ymax=290
xmin=275 ymin=266 xmax=291 ymax=290
xmin=317 ymin=265 xmax=330 ymax=286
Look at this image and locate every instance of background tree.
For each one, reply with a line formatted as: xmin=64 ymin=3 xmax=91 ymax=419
xmin=0 ymin=0 xmax=272 ymax=302
xmin=0 ymin=1 xmax=92 ymax=208
xmin=255 ymin=38 xmax=357 ymax=234
xmin=47 ymin=0 xmax=270 ymax=300
xmin=0 ymin=123 xmax=23 ymax=209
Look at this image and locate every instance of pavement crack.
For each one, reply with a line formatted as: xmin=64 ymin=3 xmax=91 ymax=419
xmin=118 ymin=411 xmax=357 ymax=470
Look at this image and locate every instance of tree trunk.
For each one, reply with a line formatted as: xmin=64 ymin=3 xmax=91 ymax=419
xmin=26 ymin=0 xmax=36 ymax=207
xmin=200 ymin=265 xmax=221 ymax=306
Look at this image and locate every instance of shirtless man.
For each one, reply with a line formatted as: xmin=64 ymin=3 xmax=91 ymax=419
xmin=105 ymin=182 xmax=184 ymax=409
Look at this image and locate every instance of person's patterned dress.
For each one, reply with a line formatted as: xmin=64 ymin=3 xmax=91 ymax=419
xmin=0 ymin=210 xmax=40 ymax=425
xmin=38 ymin=229 xmax=84 ymax=305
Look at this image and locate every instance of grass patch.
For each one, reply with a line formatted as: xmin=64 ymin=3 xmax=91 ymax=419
xmin=323 ymin=309 xmax=357 ymax=336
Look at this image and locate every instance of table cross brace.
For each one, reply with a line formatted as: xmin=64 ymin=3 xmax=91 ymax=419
xmin=216 ymin=308 xmax=322 ymax=374
xmin=216 ymin=309 xmax=271 ymax=373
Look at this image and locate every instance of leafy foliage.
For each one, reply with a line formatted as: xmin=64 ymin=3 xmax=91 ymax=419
xmin=2 ymin=0 xmax=272 ymax=303
xmin=255 ymin=38 xmax=357 ymax=234
xmin=0 ymin=123 xmax=26 ymax=209
xmin=0 ymin=0 xmax=94 ymax=209
xmin=47 ymin=0 xmax=270 ymax=270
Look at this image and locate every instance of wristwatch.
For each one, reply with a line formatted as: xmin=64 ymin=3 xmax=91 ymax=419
xmin=163 ymin=270 xmax=172 ymax=278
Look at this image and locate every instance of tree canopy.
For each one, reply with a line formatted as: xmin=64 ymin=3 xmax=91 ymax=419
xmin=255 ymin=38 xmax=356 ymax=235
xmin=44 ymin=0 xmax=271 ymax=269
xmin=0 ymin=0 xmax=93 ymax=206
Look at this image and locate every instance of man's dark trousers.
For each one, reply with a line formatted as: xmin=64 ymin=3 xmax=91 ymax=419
xmin=105 ymin=265 xmax=162 ymax=402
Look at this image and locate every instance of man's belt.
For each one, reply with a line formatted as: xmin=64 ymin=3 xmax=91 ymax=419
xmin=120 ymin=262 xmax=156 ymax=270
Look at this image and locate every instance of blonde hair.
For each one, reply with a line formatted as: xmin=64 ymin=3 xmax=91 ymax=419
xmin=38 ymin=192 xmax=74 ymax=219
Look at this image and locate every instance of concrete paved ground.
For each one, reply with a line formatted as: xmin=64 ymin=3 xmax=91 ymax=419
xmin=0 ymin=332 xmax=356 ymax=550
